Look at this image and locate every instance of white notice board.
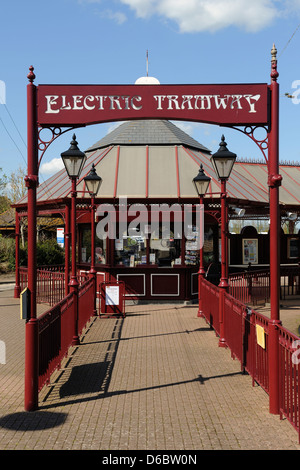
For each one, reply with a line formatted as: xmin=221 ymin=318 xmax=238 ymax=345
xmin=105 ymin=285 xmax=119 ymax=306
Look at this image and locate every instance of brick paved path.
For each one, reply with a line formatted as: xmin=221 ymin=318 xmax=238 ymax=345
xmin=0 ymin=287 xmax=299 ymax=450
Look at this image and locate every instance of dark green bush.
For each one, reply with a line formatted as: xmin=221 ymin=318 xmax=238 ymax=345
xmin=0 ymin=237 xmax=65 ymax=270
xmin=36 ymin=239 xmax=65 ymax=266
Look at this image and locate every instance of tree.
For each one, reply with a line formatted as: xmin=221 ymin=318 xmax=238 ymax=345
xmin=5 ymin=166 xmax=27 ymax=246
xmin=0 ymin=168 xmax=7 ymax=194
xmin=6 ymin=165 xmax=26 ymax=203
xmin=0 ymin=168 xmax=9 ymax=213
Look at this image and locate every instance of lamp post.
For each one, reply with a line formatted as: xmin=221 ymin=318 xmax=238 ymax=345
xmin=61 ymin=134 xmax=86 ymax=345
xmin=84 ymin=164 xmax=102 ymax=316
xmin=24 ymin=66 xmax=39 ymax=411
xmin=211 ymin=135 xmax=236 ymax=347
xmin=193 ymin=164 xmax=211 ymax=317
xmin=268 ymin=43 xmax=282 ymax=415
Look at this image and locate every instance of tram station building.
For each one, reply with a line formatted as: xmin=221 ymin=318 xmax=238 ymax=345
xmin=14 ymin=119 xmax=300 ymax=302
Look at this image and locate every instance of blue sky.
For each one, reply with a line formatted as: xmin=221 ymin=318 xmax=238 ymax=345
xmin=0 ymin=0 xmax=300 ymax=184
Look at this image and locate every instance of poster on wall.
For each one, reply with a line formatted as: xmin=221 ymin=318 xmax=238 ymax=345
xmin=56 ymin=227 xmax=64 ymax=247
xmin=242 ymin=239 xmax=258 ymax=264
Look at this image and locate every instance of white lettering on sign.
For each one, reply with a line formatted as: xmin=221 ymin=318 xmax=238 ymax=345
xmin=45 ymin=94 xmax=143 ymax=114
xmin=45 ymin=93 xmax=261 ymax=114
xmin=153 ymin=94 xmax=261 ymax=113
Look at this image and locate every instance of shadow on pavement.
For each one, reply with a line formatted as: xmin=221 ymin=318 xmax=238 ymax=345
xmin=0 ymin=411 xmax=67 ymax=431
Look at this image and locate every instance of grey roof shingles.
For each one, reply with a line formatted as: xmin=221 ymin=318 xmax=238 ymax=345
xmin=86 ymin=120 xmax=211 ymax=153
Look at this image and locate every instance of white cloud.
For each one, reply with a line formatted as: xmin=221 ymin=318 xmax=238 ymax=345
xmin=119 ymin=0 xmax=297 ymax=33
xmin=77 ymin=1 xmax=127 ymax=24
xmin=97 ymin=9 xmax=127 ymax=24
xmin=40 ymin=158 xmax=64 ymax=176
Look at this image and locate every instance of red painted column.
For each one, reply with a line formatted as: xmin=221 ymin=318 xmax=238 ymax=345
xmin=198 ymin=195 xmax=205 ymax=317
xmin=64 ymin=203 xmax=70 ymax=296
xmin=24 ymin=67 xmax=39 ymax=411
xmin=14 ymin=212 xmax=21 ymax=298
xmin=90 ymin=196 xmax=97 ymax=316
xmin=268 ymin=45 xmax=282 ymax=414
xmin=70 ymin=177 xmax=80 ymax=346
xmin=218 ymin=179 xmax=228 ymax=347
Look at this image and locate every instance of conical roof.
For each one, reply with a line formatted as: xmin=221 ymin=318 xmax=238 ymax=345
xmin=86 ymin=120 xmax=210 ymax=153
xmin=15 ymin=119 xmax=300 ymax=212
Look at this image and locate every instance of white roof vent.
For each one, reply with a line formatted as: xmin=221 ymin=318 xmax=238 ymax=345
xmin=135 ymin=76 xmax=160 ymax=85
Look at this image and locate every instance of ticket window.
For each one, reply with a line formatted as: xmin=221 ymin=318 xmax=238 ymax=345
xmin=149 ymin=223 xmax=181 ymax=267
xmin=114 ymin=222 xmax=182 ymax=267
xmin=81 ymin=227 xmax=107 ymax=264
xmin=114 ymin=227 xmax=147 ymax=266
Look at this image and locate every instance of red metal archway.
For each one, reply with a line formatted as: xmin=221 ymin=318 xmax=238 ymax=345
xmin=24 ymin=45 xmax=281 ymax=414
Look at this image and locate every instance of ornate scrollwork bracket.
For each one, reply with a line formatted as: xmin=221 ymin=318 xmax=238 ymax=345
xmin=206 ymin=209 xmax=221 ymax=224
xmin=37 ymin=125 xmax=83 ymax=169
xmin=223 ymin=124 xmax=269 ymax=164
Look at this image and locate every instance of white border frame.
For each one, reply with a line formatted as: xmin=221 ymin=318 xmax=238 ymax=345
xmin=150 ymin=273 xmax=180 ymax=296
xmin=191 ymin=272 xmax=198 ymax=296
xmin=242 ymin=238 xmax=258 ymax=265
xmin=117 ymin=273 xmax=146 ymax=296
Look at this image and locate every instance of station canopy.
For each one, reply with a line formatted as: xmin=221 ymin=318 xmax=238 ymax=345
xmin=17 ymin=119 xmax=300 ymax=219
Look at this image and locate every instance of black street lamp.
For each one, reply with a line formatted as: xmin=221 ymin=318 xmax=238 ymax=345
xmin=210 ymin=134 xmax=236 ymax=180
xmin=211 ymin=135 xmax=236 ymax=347
xmin=193 ymin=164 xmax=211 ymax=318
xmin=61 ymin=134 xmax=86 ymax=345
xmin=84 ymin=164 xmax=102 ymax=316
xmin=61 ymin=134 xmax=87 ymax=178
xmin=84 ymin=163 xmax=102 ymax=197
xmin=193 ymin=163 xmax=211 ymax=198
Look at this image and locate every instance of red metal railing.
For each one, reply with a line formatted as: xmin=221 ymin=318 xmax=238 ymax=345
xmin=279 ymin=326 xmax=300 ymax=436
xmin=200 ymin=275 xmax=300 ymax=441
xmin=201 ymin=277 xmax=220 ymax=335
xmin=229 ymin=265 xmax=300 ymax=306
xmin=78 ymin=277 xmax=95 ymax=336
xmin=228 ymin=270 xmax=270 ymax=305
xmin=222 ymin=292 xmax=270 ymax=392
xmin=280 ymin=266 xmax=300 ymax=299
xmin=19 ymin=267 xmax=28 ymax=293
xmin=36 ymin=269 xmax=65 ymax=306
xmin=19 ymin=266 xmax=90 ymax=306
xmin=37 ymin=277 xmax=95 ymax=392
xmin=38 ymin=291 xmax=74 ymax=391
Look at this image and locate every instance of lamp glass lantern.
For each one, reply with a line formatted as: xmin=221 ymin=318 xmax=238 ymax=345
xmin=84 ymin=164 xmax=102 ymax=196
xmin=211 ymin=135 xmax=236 ymax=180
xmin=61 ymin=134 xmax=87 ymax=178
xmin=193 ymin=164 xmax=211 ymax=196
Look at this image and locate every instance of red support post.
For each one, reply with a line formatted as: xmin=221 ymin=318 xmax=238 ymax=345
xmin=90 ymin=196 xmax=97 ymax=316
xmin=14 ymin=212 xmax=21 ymax=298
xmin=24 ymin=67 xmax=39 ymax=411
xmin=198 ymin=195 xmax=205 ymax=317
xmin=268 ymin=45 xmax=282 ymax=414
xmin=69 ymin=177 xmax=80 ymax=346
xmin=218 ymin=179 xmax=228 ymax=347
xmin=64 ymin=203 xmax=70 ymax=296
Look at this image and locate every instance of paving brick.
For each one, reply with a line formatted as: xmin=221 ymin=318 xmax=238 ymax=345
xmin=0 ymin=287 xmax=300 ymax=450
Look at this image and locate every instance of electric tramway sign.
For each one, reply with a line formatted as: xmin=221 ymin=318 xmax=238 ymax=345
xmin=37 ymin=83 xmax=269 ymax=127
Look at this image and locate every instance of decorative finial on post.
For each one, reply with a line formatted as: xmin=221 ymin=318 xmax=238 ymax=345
xmin=27 ymin=66 xmax=35 ymax=83
xmin=219 ymin=134 xmax=227 ymax=151
xmin=271 ymin=43 xmax=277 ymax=63
xmin=270 ymin=44 xmax=279 ymax=81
